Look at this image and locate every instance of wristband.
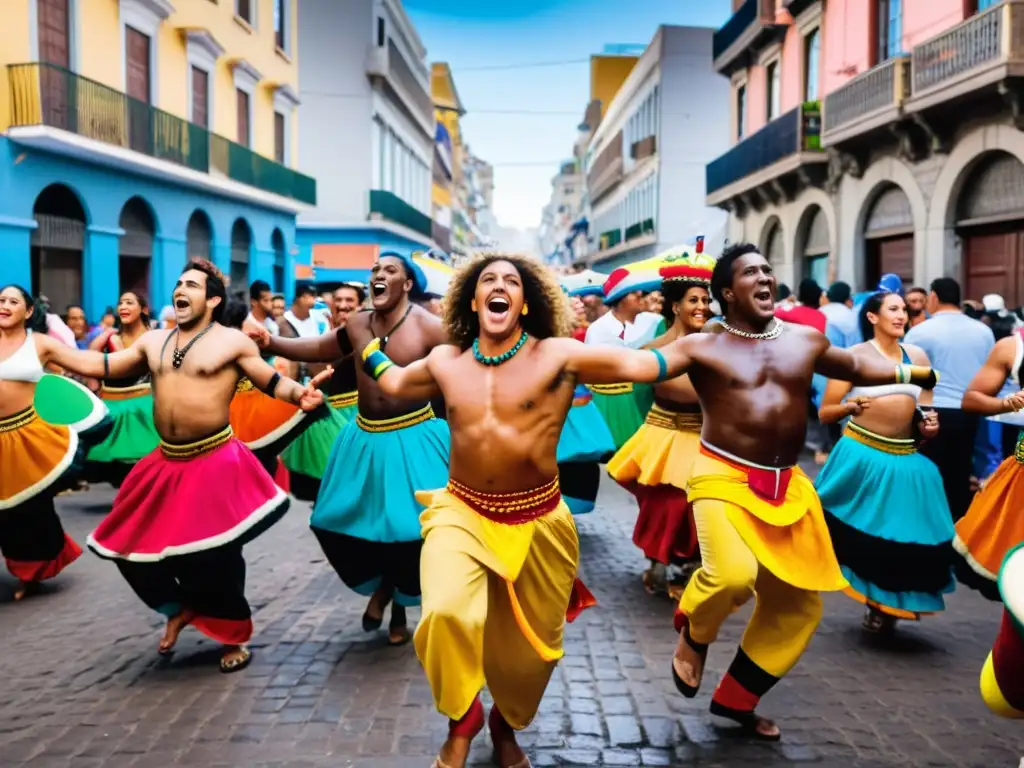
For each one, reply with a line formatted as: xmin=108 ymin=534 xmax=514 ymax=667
xmin=361 ymin=339 xmax=394 ymax=381
xmin=103 ymin=352 xmax=110 ymax=379
xmin=895 ymin=364 xmax=938 ymax=389
xmin=262 ymin=371 xmax=281 ymax=397
xmin=650 ymin=348 xmax=668 ymax=382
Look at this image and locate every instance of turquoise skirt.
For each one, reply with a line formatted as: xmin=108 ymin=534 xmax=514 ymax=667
xmin=816 ymin=427 xmax=956 ymax=615
xmin=311 ymin=413 xmax=450 ymax=543
xmin=591 ymin=387 xmax=648 ymax=450
xmin=557 ymin=390 xmax=616 ymax=516
xmin=281 ymin=397 xmax=357 ymax=501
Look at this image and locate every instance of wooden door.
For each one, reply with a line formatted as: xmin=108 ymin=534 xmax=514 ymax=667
xmin=963 ymin=226 xmax=1024 ymax=306
xmin=125 ymin=28 xmax=152 ymax=154
xmin=37 ymin=0 xmax=70 ymax=129
xmin=191 ymin=66 xmax=209 ymax=127
xmin=237 ymin=89 xmax=250 ymax=146
xmin=866 ymin=235 xmax=914 ymax=288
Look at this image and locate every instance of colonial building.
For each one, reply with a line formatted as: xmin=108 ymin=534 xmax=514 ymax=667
xmin=0 ymin=0 xmax=313 ymax=319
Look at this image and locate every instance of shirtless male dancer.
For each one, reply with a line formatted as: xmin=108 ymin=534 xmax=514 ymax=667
xmin=253 ymin=253 xmax=449 ymax=643
xmin=663 ymin=243 xmax=937 ymax=739
xmin=35 ymin=260 xmax=326 ymax=672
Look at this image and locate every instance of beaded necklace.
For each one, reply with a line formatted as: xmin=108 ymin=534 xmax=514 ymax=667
xmin=472 ymin=331 xmax=528 ymax=366
xmin=720 ymin=318 xmax=782 ymax=340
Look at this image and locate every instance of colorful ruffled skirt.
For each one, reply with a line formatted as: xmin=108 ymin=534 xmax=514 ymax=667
xmin=311 ymin=404 xmax=450 ymax=606
xmin=87 ymin=427 xmax=289 ymax=645
xmin=85 ymin=383 xmax=160 ymax=487
xmin=229 ymin=377 xmax=327 ymax=472
xmin=954 ymin=433 xmax=1024 ymax=601
xmin=607 ymin=404 xmax=702 ymax=565
xmin=0 ymin=376 xmax=111 ymax=583
xmin=557 ymin=387 xmax=615 ymax=515
xmin=589 ymin=383 xmax=650 ymax=450
xmin=979 ymin=543 xmax=1024 ymax=718
xmin=281 ymin=390 xmax=358 ymax=502
xmin=817 ymin=423 xmax=956 ymax=619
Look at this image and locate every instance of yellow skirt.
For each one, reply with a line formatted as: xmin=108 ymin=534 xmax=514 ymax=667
xmin=413 ymin=487 xmax=581 ymax=729
xmin=686 ymin=450 xmax=847 ymax=593
xmin=0 ymin=408 xmax=78 ymax=511
xmin=607 ymin=406 xmax=702 ymax=489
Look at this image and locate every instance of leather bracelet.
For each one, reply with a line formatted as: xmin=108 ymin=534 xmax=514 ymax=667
xmin=263 ymin=371 xmax=281 ymax=397
xmin=103 ymin=352 xmax=110 ymax=379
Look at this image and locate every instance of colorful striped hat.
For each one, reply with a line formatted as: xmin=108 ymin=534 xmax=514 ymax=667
xmin=659 ymin=240 xmax=715 ymax=286
xmin=602 ymin=266 xmax=661 ymax=304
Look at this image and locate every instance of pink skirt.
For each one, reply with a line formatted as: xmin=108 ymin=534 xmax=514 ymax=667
xmin=87 ymin=431 xmax=289 ymax=561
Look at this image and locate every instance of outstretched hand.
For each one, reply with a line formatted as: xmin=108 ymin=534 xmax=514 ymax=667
xmin=297 ymin=366 xmax=333 ymax=411
xmin=247 ymin=324 xmax=271 ymax=349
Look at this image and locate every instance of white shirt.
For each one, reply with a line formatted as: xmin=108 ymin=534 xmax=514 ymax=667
xmin=284 ymin=310 xmax=327 ymax=338
xmin=584 ymin=311 xmax=662 ymax=349
xmin=246 ymin=312 xmax=279 ymax=336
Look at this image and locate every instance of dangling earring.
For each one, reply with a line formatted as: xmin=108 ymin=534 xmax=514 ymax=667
xmin=521 ymin=303 xmax=529 ymax=316
xmin=471 ymin=299 xmax=477 ymax=312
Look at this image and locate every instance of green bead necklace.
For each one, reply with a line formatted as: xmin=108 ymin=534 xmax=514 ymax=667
xmin=472 ymin=331 xmax=528 ymax=366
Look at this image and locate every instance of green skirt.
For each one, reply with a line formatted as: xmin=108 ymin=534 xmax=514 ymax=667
xmin=589 ymin=384 xmax=650 ymax=450
xmin=85 ymin=385 xmax=159 ymax=485
xmin=281 ymin=392 xmax=358 ymax=501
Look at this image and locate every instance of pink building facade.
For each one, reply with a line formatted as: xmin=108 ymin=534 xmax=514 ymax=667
xmin=707 ymin=0 xmax=1024 ymax=305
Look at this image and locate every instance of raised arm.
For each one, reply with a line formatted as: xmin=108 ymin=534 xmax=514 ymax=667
xmin=251 ymin=324 xmax=346 ymax=363
xmin=235 ymin=333 xmax=326 ymax=410
xmin=562 ymin=335 xmax=695 ymax=385
xmin=36 ymin=330 xmax=149 ymax=380
xmin=815 ymin=340 xmax=938 ymax=389
xmin=361 ymin=338 xmax=443 ymax=401
xmin=962 ymin=336 xmax=1020 ymax=415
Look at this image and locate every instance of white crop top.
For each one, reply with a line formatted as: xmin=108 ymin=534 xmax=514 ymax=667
xmin=847 ymin=341 xmax=920 ymax=402
xmin=0 ymin=331 xmax=44 ymax=383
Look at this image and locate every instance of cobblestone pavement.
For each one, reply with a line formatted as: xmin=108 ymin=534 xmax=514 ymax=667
xmin=0 ymin=467 xmax=1020 ymax=768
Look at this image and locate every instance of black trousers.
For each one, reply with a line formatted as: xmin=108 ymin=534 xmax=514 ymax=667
xmin=0 ymin=495 xmax=68 ymax=568
xmin=918 ymin=408 xmax=979 ymax=522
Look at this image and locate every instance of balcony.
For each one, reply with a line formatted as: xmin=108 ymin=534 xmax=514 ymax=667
xmin=366 ymin=40 xmax=435 ymax=139
xmin=369 ymin=189 xmax=433 ymax=239
xmin=588 ymin=130 xmax=624 ymax=204
xmin=706 ymin=104 xmax=826 ymax=210
xmin=600 ymin=228 xmax=622 ymax=250
xmin=905 ymin=1 xmax=1024 ymax=115
xmin=6 ymin=62 xmax=315 ymax=207
xmin=713 ymin=0 xmax=785 ymax=76
xmin=783 ymin=0 xmax=819 ymax=18
xmin=625 ymin=218 xmax=655 ymax=241
xmin=630 ymin=135 xmax=657 ymax=161
xmin=823 ymin=56 xmax=910 ymax=147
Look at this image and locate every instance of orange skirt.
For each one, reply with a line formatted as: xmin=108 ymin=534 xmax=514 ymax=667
xmin=0 ymin=407 xmax=77 ymax=511
xmin=954 ymin=454 xmax=1024 ymax=596
xmin=228 ymin=380 xmax=310 ymax=460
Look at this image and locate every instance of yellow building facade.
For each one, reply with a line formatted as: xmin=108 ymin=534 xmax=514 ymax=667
xmin=590 ymin=54 xmax=639 ymax=119
xmin=0 ymin=0 xmax=314 ymax=324
xmin=430 ymin=62 xmax=463 ymax=251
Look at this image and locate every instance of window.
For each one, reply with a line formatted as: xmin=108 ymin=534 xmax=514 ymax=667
xmin=876 ymin=0 xmax=902 ymax=62
xmin=736 ymin=84 xmax=746 ymax=139
xmin=273 ymin=0 xmax=285 ymax=50
xmin=236 ymin=88 xmax=250 ymax=146
xmin=236 ymin=0 xmax=252 ymax=24
xmin=191 ymin=66 xmax=209 ymax=127
xmin=766 ymin=60 xmax=780 ymax=121
xmin=125 ymin=27 xmax=151 ymax=103
xmin=804 ymin=29 xmax=820 ymax=102
xmin=274 ymin=111 xmax=285 ymax=163
xmin=376 ymin=17 xmax=385 ymax=47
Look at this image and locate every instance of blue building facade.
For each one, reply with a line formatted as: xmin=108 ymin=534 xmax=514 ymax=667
xmin=0 ymin=137 xmax=301 ymax=322
xmin=296 ymin=224 xmax=434 ymax=285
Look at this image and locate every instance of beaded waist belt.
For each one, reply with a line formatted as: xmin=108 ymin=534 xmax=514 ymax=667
xmin=160 ymin=425 xmax=233 ymax=459
xmin=1014 ymin=431 xmax=1024 ymax=464
xmin=844 ymin=422 xmax=916 ymax=455
xmin=356 ymin=403 xmax=434 ymax=433
xmin=235 ymin=377 xmax=256 ymax=394
xmin=447 ymin=476 xmax=562 ymax=525
xmin=100 ymin=382 xmax=151 ymax=400
xmin=329 ymin=391 xmax=358 ymax=409
xmin=0 ymin=406 xmax=36 ymax=433
xmin=645 ymin=404 xmax=702 ymax=432
xmin=588 ymin=383 xmax=633 ymax=395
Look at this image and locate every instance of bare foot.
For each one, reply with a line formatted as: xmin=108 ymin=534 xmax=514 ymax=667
xmin=492 ymin=732 xmax=529 ymax=767
xmin=672 ymin=630 xmax=705 ymax=691
xmin=12 ymin=580 xmax=30 ymax=601
xmin=158 ymin=609 xmax=193 ymax=654
xmin=436 ymin=736 xmax=472 ymax=768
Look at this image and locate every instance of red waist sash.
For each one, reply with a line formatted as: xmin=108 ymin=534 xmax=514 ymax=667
xmin=447 ymin=476 xmax=563 ymax=524
xmin=700 ymin=443 xmax=794 ymax=506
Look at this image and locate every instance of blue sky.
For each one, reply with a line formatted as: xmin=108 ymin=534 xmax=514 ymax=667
xmin=404 ymin=0 xmax=732 ymax=230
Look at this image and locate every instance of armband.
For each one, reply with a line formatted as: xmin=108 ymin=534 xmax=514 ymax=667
xmin=261 ymin=371 xmax=281 ymax=397
xmin=650 ymin=348 xmax=669 ymax=382
xmin=103 ymin=352 xmax=110 ymax=379
xmin=361 ymin=338 xmax=394 ymax=381
xmin=895 ymin=364 xmax=938 ymax=390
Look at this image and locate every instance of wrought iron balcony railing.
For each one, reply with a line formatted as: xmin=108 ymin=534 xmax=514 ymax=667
xmin=823 ymin=56 xmax=910 ymax=145
xmin=7 ymin=62 xmax=316 ymax=205
xmin=369 ymin=190 xmax=433 ymax=238
xmin=713 ymin=0 xmax=781 ymax=75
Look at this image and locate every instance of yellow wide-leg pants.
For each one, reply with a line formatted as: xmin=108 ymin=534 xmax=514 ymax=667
xmin=414 ymin=492 xmax=580 ymax=730
xmin=680 ymin=497 xmax=824 ymax=679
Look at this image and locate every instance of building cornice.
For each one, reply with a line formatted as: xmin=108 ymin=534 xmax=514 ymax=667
xmin=182 ymin=28 xmax=225 ymax=61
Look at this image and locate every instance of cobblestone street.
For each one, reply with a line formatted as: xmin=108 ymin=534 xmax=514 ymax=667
xmin=0 ymin=470 xmax=1020 ymax=768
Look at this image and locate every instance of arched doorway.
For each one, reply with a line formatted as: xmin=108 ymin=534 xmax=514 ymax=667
xmin=186 ymin=209 xmax=213 ymax=261
xmin=118 ymin=197 xmax=156 ymax=297
xmin=800 ymin=205 xmax=830 ymax=287
xmin=31 ymin=183 xmax=87 ymax=311
xmin=956 ymin=152 xmax=1024 ymax=306
xmin=864 ymin=184 xmax=914 ymax=290
xmin=271 ymin=228 xmax=286 ymax=294
xmin=230 ymin=218 xmax=252 ymax=294
xmin=762 ymin=219 xmax=784 ymax=267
